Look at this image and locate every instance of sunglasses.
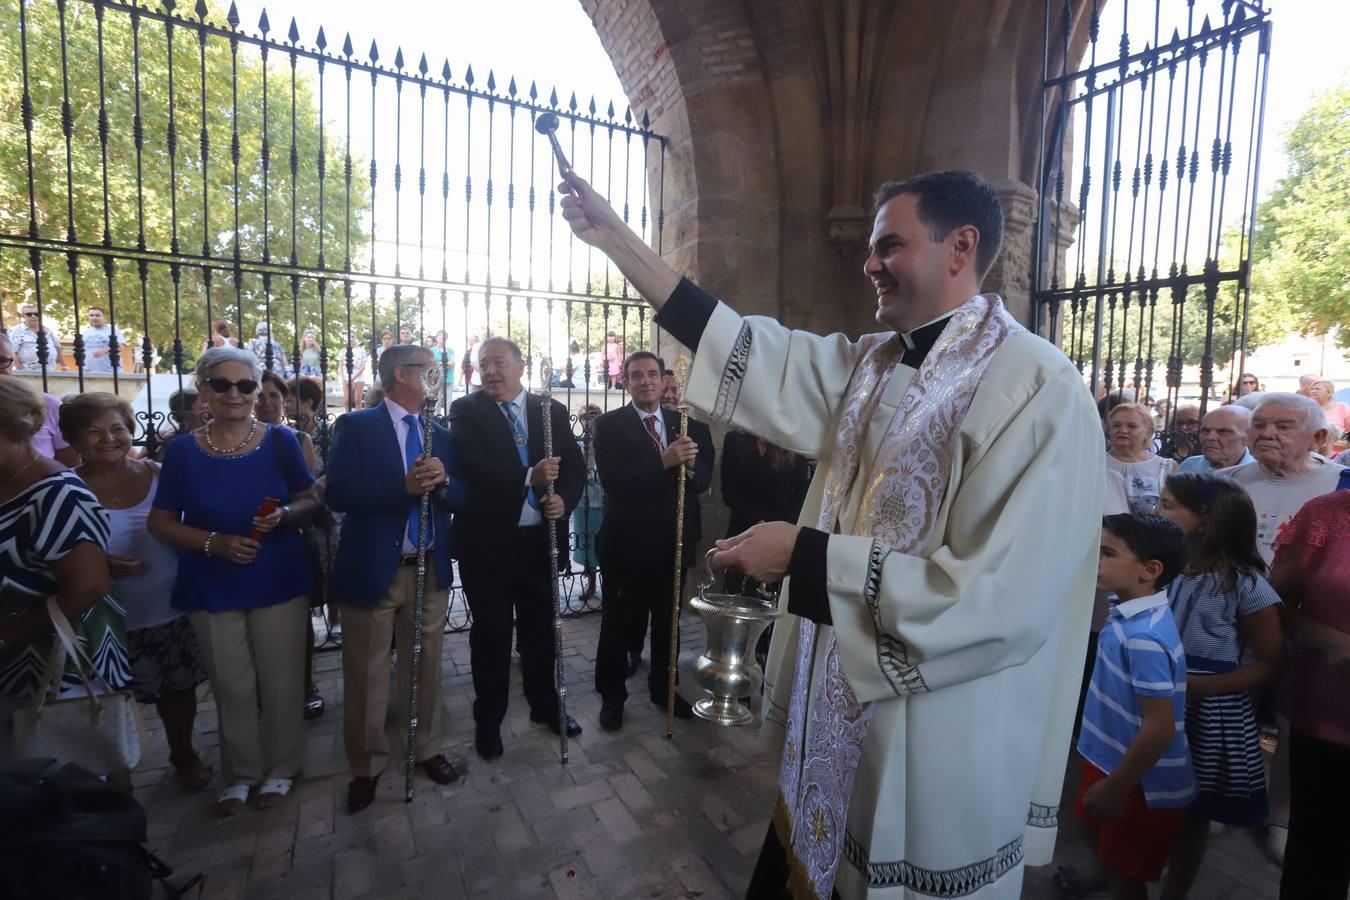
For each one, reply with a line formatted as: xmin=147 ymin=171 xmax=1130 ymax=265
xmin=205 ymin=377 xmax=259 ymax=395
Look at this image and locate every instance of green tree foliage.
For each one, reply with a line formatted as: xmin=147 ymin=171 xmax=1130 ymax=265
xmin=0 ymin=1 xmax=371 ymax=369
xmin=1248 ymin=84 xmax=1349 ymax=348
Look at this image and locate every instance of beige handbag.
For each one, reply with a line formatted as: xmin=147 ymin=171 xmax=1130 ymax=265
xmin=10 ymin=597 xmax=144 ymax=775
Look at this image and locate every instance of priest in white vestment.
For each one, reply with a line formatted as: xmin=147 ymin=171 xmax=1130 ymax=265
xmin=560 ymin=169 xmax=1105 ymax=899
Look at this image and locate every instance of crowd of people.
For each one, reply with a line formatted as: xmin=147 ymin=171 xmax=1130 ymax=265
xmin=1071 ymin=381 xmax=1348 ymax=899
xmin=0 ymin=326 xmax=821 ymax=825
xmin=0 ymin=166 xmax=1345 ymax=900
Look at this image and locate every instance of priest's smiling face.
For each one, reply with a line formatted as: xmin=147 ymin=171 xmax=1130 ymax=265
xmin=864 ymin=193 xmax=980 ymax=334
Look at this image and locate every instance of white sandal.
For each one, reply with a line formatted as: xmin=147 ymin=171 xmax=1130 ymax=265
xmin=255 ymin=777 xmax=293 ymax=810
xmin=216 ymin=783 xmax=250 ymax=817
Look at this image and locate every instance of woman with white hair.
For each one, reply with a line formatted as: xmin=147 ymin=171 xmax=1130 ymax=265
xmin=147 ymin=346 xmax=320 ymax=815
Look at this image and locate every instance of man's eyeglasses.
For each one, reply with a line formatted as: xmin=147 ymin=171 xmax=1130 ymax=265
xmin=205 ymin=377 xmax=259 ymax=395
xmin=0 ymin=356 xmax=13 ymax=368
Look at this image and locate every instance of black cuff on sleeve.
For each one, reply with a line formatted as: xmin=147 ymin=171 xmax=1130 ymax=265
xmin=653 ymin=277 xmax=718 ymax=351
xmin=786 ymin=527 xmax=832 ymax=626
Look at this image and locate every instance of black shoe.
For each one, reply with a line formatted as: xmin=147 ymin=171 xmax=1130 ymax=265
xmin=599 ymin=701 xmax=624 ymax=731
xmin=475 ymin=726 xmax=504 ymax=760
xmin=417 ymin=753 xmax=460 ymax=785
xmin=625 ymin=651 xmax=641 ymax=678
xmin=347 ymin=775 xmax=379 ymax=813
xmin=652 ymin=693 xmax=695 ymax=720
xmin=530 ymin=710 xmax=583 ymax=737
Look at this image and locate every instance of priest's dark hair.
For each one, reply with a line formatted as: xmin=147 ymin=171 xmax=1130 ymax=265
xmin=873 ymin=171 xmax=1005 ymax=280
xmin=1101 ymin=513 xmax=1187 ymax=590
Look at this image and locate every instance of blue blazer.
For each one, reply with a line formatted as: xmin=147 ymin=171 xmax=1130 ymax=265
xmin=325 ymin=405 xmax=467 ymax=606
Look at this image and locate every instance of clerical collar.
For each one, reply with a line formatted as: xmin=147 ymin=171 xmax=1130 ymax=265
xmin=898 ymin=314 xmax=953 ymax=367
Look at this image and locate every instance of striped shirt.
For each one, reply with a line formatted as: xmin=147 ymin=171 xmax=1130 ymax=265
xmin=1168 ymin=570 xmax=1281 ymax=666
xmin=1078 ymin=590 xmax=1196 ymax=808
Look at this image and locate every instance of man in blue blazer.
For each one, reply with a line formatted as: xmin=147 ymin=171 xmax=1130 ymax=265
xmin=326 ymin=343 xmax=468 ymax=813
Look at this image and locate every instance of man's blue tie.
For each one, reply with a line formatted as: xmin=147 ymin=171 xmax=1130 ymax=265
xmin=403 ymin=414 xmax=432 ymax=548
xmin=501 ymin=401 xmax=539 ymax=509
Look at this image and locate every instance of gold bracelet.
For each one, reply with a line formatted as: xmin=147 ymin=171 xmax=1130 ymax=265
xmin=204 ymin=531 xmax=219 ymax=557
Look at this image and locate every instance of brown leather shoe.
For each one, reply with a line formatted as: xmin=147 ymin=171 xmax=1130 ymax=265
xmin=347 ymin=775 xmax=379 ymax=813
xmin=417 ymin=754 xmax=459 ymax=785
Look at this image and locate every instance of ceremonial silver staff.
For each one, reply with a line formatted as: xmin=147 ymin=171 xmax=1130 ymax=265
xmin=538 ymin=360 xmax=569 ymax=765
xmin=406 ymin=363 xmax=442 ymax=802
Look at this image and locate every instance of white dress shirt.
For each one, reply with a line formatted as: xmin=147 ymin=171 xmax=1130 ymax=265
xmin=496 ymin=388 xmax=543 ymax=527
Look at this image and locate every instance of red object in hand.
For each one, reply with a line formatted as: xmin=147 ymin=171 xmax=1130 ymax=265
xmin=250 ymin=497 xmax=281 ymax=541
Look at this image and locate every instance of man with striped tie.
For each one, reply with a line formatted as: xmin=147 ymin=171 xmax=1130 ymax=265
xmin=591 ymin=351 xmax=715 ymax=731
xmin=449 ymin=338 xmax=585 ymax=760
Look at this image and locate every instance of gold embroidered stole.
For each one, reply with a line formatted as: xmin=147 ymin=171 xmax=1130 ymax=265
xmin=775 ymin=294 xmax=1023 ymax=899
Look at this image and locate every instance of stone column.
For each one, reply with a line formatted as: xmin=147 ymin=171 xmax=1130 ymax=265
xmin=984 ymin=179 xmax=1039 ymax=328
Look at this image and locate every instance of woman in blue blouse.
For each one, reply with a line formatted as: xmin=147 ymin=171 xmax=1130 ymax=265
xmin=148 ymin=347 xmax=320 ymax=816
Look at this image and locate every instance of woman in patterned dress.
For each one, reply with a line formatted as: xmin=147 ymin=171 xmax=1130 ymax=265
xmin=0 ymin=378 xmax=130 ymax=757
xmin=63 ymin=392 xmax=212 ymax=790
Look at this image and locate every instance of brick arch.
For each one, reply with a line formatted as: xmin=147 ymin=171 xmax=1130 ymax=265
xmin=580 ymin=0 xmax=1096 ymax=334
xmin=580 ymin=0 xmax=786 ymax=320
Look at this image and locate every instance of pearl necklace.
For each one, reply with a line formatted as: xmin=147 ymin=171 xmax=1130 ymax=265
xmin=204 ymin=418 xmax=258 ymax=455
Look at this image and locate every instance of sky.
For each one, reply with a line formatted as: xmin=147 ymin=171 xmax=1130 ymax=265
xmin=1250 ymin=0 xmax=1348 ymax=189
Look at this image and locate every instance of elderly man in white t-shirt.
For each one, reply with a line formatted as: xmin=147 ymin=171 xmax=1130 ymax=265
xmin=1217 ymin=391 xmax=1344 ymax=864
xmin=1218 ymin=392 xmax=1344 ymax=565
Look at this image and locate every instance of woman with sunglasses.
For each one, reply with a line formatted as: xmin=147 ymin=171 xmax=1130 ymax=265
xmin=147 ymin=346 xmax=320 ymax=816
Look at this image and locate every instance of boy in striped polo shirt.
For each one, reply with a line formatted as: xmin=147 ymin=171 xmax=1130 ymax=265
xmin=1074 ymin=513 xmax=1194 ymax=898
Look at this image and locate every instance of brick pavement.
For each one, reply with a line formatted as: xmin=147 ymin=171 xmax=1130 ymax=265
xmin=134 ymin=601 xmax=1284 ymax=899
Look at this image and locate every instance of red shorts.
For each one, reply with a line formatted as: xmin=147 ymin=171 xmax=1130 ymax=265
xmin=1074 ymin=761 xmax=1187 ymax=882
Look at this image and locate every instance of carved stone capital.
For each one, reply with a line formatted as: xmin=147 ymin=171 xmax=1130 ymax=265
xmin=990 ymin=178 xmax=1040 ymax=233
xmin=826 ymin=204 xmax=871 ymax=257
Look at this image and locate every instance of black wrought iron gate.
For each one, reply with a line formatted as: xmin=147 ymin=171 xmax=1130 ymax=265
xmin=1 ymin=0 xmax=664 ymax=418
xmin=1 ymin=0 xmax=667 ymax=625
xmin=1031 ymin=0 xmax=1272 ymax=432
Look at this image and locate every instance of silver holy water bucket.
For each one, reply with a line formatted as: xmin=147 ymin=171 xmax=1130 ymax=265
xmin=689 ymin=550 xmax=783 ymax=727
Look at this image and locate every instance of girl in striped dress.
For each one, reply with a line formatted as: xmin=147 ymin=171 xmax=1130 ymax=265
xmin=1155 ymin=472 xmax=1285 ymax=899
